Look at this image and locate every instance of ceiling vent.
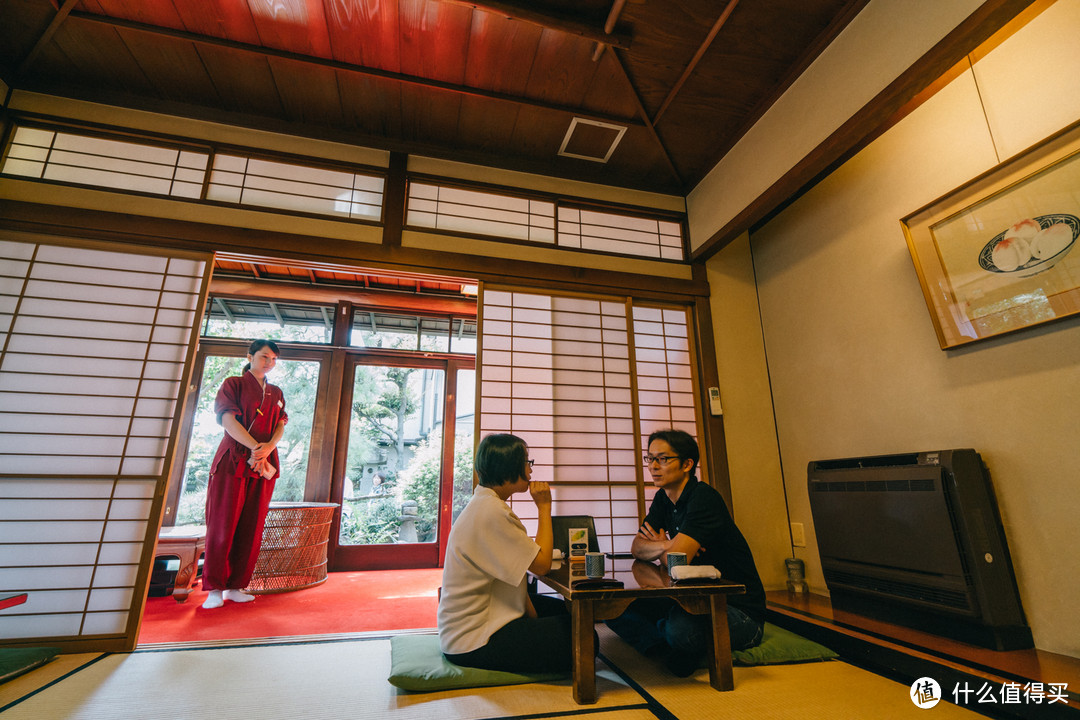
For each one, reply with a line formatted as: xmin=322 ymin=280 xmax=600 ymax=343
xmin=558 ymin=117 xmax=627 ymax=163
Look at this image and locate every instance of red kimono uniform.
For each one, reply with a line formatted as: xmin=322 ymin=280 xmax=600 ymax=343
xmin=201 ymin=370 xmax=288 ymax=592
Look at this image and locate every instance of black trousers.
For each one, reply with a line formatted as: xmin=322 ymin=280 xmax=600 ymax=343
xmin=444 ymin=593 xmax=575 ymax=674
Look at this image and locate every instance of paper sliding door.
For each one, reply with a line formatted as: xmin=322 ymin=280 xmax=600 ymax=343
xmin=477 ymin=287 xmax=703 ymax=555
xmin=0 ymin=233 xmax=210 ymax=651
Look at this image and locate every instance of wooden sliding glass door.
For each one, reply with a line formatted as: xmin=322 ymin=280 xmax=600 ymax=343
xmin=329 ymin=354 xmax=474 ymax=570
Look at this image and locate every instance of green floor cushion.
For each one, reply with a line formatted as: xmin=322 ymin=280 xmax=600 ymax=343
xmin=388 ymin=634 xmax=567 ymax=692
xmin=0 ymin=647 xmax=60 ymax=684
xmin=732 ymin=623 xmax=837 ymax=666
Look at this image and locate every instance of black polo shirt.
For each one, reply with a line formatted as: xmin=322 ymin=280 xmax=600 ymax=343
xmin=644 ymin=477 xmax=766 ymax=624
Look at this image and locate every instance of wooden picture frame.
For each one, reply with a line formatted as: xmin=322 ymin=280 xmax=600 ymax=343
xmin=902 ymin=120 xmax=1080 ymax=349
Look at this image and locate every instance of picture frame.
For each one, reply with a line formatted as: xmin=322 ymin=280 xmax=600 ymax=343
xmin=902 ymin=120 xmax=1080 ymax=349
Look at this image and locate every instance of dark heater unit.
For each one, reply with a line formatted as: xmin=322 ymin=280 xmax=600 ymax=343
xmin=807 ymin=449 xmax=1032 ymax=650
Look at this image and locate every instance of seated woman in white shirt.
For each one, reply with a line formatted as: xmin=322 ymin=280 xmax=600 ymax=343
xmin=437 ymin=433 xmax=572 ymax=673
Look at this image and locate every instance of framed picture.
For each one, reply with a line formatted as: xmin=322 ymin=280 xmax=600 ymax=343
xmin=902 ymin=120 xmax=1080 ymax=349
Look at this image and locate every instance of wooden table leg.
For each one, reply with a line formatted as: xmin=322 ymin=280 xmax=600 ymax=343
xmin=571 ymin=598 xmax=597 ymax=704
xmin=707 ymin=594 xmax=734 ymax=691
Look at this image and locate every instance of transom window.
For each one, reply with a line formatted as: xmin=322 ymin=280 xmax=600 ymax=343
xmin=202 ymin=296 xmax=335 ymax=343
xmin=350 ymin=310 xmax=477 ymax=354
xmin=2 ymin=120 xmax=688 ymax=262
xmin=406 ymin=179 xmax=686 ymax=261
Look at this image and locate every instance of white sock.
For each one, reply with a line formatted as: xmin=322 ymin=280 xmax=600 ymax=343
xmin=223 ymin=589 xmax=256 ymax=603
xmin=202 ymin=590 xmax=224 ymax=609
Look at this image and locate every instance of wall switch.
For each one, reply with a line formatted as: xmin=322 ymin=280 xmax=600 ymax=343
xmin=791 ymin=522 xmax=806 ymax=547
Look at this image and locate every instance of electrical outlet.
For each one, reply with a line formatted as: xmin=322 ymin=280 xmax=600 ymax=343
xmin=791 ymin=522 xmax=806 ymax=547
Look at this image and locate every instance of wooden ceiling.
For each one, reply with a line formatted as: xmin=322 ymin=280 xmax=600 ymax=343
xmin=0 ymin=0 xmax=869 ymax=195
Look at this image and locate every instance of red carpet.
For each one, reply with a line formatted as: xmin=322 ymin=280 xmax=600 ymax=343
xmin=138 ymin=569 xmax=441 ymax=645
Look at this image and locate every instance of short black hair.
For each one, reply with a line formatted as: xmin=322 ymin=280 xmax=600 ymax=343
xmin=475 ymin=433 xmax=528 ymax=487
xmin=647 ymin=428 xmax=699 ymax=476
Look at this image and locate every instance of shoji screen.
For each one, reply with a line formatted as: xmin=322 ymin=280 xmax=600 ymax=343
xmin=631 ymin=305 xmax=704 ymax=470
xmin=477 ymin=288 xmax=702 ymax=555
xmin=0 ymin=235 xmax=208 ymax=648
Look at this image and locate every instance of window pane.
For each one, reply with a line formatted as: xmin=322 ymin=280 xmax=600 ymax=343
xmin=202 ymin=296 xmax=333 ymax=343
xmin=351 ymin=312 xmax=419 ymax=350
xmin=350 ymin=311 xmax=476 ymax=353
xmin=453 ymin=369 xmax=476 ymax=522
xmin=450 ymin=318 xmax=478 ymax=354
xmin=339 ymin=365 xmax=446 ymax=545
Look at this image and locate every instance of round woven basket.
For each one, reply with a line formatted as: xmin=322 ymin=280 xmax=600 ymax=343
xmin=248 ymin=502 xmax=338 ymax=594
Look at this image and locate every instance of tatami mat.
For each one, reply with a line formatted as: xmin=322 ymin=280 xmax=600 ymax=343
xmin=598 ymin=625 xmax=987 ymax=720
xmin=2 ymin=628 xmax=997 ymax=720
xmin=0 ymin=652 xmax=104 ymax=710
xmin=0 ymin=637 xmax=641 ymax=720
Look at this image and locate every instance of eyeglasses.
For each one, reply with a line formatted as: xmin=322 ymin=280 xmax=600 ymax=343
xmin=526 ymin=459 xmax=535 ymax=468
xmin=643 ymin=454 xmax=680 ymax=466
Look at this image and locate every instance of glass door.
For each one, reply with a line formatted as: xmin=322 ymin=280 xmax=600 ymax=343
xmin=330 ymin=356 xmax=474 ymax=569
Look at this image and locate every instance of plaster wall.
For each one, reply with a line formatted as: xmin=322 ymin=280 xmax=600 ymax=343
xmin=710 ymin=1 xmax=1080 ymax=656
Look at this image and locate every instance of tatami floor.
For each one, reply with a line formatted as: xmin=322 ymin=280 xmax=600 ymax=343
xmin=1 ymin=626 xmax=989 ymax=720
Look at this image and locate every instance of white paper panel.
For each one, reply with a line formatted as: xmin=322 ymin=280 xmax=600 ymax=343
xmin=0 ymin=433 xmax=128 ymax=455
xmin=108 ymin=499 xmax=154 ymax=519
xmin=112 ymin=480 xmax=157 ymax=498
xmin=91 ymin=563 xmax=140 ymax=586
xmin=0 ymin=478 xmax=115 ymax=498
xmin=87 ymin=587 xmax=134 ymax=611
xmin=0 ymin=565 xmax=95 ymax=588
xmin=102 ymin=520 xmax=147 ymax=543
xmin=0 ymin=615 xmax=81 ymax=639
xmin=0 ymin=543 xmax=100 ymax=566
xmin=30 ymin=262 xmax=164 ymax=290
xmin=120 ymin=457 xmax=165 ymax=475
xmin=0 ymin=392 xmax=136 ymax=415
xmin=8 ymin=589 xmax=89 ymax=614
xmin=97 ymin=542 xmax=144 ymax=564
xmin=0 ymin=498 xmax=110 ymax=520
xmin=80 ymin=612 xmax=128 ymax=635
xmin=1 ymin=457 xmax=121 ymax=474
xmin=19 ymin=297 xmax=158 ymax=323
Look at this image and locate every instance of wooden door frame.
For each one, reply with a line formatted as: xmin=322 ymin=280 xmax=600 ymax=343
xmin=327 ymin=352 xmax=470 ymax=570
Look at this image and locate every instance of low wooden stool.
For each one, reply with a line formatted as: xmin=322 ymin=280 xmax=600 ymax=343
xmin=155 ymin=526 xmax=206 ymax=602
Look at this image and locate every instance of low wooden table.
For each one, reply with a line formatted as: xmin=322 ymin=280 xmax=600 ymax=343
xmin=537 ymin=558 xmax=746 ymax=704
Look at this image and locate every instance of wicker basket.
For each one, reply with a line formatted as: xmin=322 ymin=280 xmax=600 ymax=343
xmin=248 ymin=502 xmax=338 ymax=594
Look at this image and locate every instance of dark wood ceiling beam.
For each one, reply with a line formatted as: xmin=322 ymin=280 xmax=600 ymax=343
xmin=439 ymin=0 xmax=632 ymax=49
xmin=66 ymin=11 xmax=643 ymax=129
xmin=609 ymin=50 xmax=683 ymax=187
xmin=591 ymin=0 xmax=628 ymax=62
xmin=13 ymin=0 xmax=81 ymax=81
xmin=652 ymin=0 xmax=739 ymax=127
xmin=691 ymin=0 xmax=1042 ymax=262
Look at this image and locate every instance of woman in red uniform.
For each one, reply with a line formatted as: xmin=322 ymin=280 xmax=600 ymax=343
xmin=201 ymin=339 xmax=288 ymax=610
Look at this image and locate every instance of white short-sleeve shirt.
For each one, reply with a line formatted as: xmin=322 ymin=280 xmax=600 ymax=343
xmin=437 ymin=485 xmax=540 ymax=654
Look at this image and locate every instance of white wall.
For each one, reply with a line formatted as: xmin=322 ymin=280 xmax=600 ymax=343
xmin=713 ymin=1 xmax=1080 ymax=656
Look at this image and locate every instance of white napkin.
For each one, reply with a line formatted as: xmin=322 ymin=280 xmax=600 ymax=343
xmin=552 ymin=548 xmax=565 ymax=560
xmin=670 ymin=564 xmax=721 ymax=581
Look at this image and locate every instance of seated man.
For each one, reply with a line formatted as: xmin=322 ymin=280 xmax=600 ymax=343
xmin=606 ymin=428 xmax=766 ymax=676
